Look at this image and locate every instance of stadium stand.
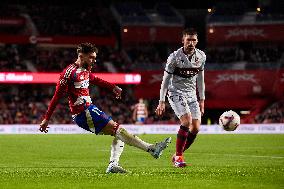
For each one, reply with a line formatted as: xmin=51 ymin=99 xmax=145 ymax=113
xmin=0 ymin=1 xmax=283 ymax=124
xmin=0 ymin=85 xmax=178 ymax=124
xmin=26 ymin=5 xmax=111 ymax=36
xmin=254 ymin=100 xmax=284 ymax=123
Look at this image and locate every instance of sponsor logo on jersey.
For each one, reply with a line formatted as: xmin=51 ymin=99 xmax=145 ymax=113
xmin=74 ymin=79 xmax=89 ymax=88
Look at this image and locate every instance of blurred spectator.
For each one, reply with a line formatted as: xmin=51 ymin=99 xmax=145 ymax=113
xmin=27 ymin=4 xmax=110 ymax=36
xmin=132 ymin=98 xmax=149 ymax=125
xmin=0 ymin=85 xmax=178 ymax=124
xmin=0 ymin=44 xmax=27 ymax=71
xmin=254 ymin=100 xmax=284 ymax=123
xmin=206 ymin=45 xmax=283 ymax=63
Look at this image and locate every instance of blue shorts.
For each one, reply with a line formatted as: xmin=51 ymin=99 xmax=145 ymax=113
xmin=73 ymin=104 xmax=112 ymax=134
xmin=137 ymin=117 xmax=145 ymax=123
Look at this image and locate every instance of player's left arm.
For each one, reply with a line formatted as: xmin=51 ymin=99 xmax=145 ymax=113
xmin=89 ymin=73 xmax=122 ymax=99
xmin=197 ymin=54 xmax=206 ymax=116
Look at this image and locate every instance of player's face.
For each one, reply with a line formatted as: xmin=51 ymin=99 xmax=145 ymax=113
xmin=182 ymin=34 xmax=198 ymax=52
xmin=79 ymin=52 xmax=97 ymax=70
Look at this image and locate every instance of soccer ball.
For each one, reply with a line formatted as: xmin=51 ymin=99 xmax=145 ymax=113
xmin=219 ymin=110 xmax=240 ymax=131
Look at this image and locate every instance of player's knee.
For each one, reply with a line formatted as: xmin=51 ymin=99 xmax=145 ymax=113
xmin=115 ymin=126 xmax=124 ymax=135
xmin=114 ymin=127 xmax=130 ymax=144
xmin=191 ymin=120 xmax=201 ymax=134
xmin=112 ymin=122 xmax=120 ymax=136
xmin=180 ymin=114 xmax=191 ymax=127
xmin=181 ymin=121 xmax=191 ymax=127
xmin=114 ymin=125 xmax=131 ymax=138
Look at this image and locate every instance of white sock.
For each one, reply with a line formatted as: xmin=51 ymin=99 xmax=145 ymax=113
xmin=109 ymin=138 xmax=124 ymax=164
xmin=115 ymin=127 xmax=152 ymax=152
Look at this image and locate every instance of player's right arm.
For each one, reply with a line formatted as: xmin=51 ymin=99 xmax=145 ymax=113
xmin=39 ymin=68 xmax=71 ymax=133
xmin=155 ymin=54 xmax=175 ymax=116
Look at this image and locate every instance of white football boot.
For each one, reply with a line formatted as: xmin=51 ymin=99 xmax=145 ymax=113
xmin=106 ymin=161 xmax=127 ymax=174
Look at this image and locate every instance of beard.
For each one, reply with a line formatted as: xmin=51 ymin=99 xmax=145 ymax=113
xmin=82 ymin=61 xmax=92 ymax=70
xmin=184 ymin=45 xmax=195 ymax=54
xmin=187 ymin=45 xmax=194 ymax=50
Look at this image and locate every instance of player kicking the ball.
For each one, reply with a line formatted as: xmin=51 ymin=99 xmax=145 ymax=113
xmin=156 ymin=28 xmax=206 ymax=168
xmin=39 ymin=43 xmax=171 ymax=173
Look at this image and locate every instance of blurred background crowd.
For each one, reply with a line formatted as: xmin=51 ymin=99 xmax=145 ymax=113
xmin=0 ymin=0 xmax=283 ymax=125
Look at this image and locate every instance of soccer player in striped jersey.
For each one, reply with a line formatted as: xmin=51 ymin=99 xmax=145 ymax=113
xmin=133 ymin=98 xmax=148 ymax=124
xmin=39 ymin=43 xmax=171 ymax=173
xmin=155 ymin=28 xmax=206 ymax=167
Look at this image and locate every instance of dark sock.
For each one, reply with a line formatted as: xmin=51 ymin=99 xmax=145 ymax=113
xmin=183 ymin=131 xmax=197 ymax=152
xmin=176 ymin=125 xmax=189 ymax=156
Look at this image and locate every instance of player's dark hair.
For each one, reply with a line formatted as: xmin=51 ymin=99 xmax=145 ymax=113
xmin=77 ymin=42 xmax=98 ymax=54
xmin=182 ymin=28 xmax=198 ymax=37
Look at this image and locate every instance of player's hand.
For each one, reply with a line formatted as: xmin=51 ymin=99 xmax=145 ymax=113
xmin=199 ymin=99 xmax=205 ymax=116
xmin=155 ymin=101 xmax=166 ymax=116
xmin=39 ymin=119 xmax=50 ymax=133
xmin=113 ymin=86 xmax=122 ymax=99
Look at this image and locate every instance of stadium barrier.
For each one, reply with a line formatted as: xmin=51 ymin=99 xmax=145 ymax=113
xmin=0 ymin=124 xmax=283 ymax=134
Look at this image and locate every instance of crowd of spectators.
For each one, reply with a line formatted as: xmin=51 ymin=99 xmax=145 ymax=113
xmin=206 ymin=45 xmax=283 ymax=64
xmin=1 ymin=42 xmax=284 ymax=74
xmin=26 ymin=4 xmax=111 ymax=36
xmin=254 ymin=100 xmax=284 ymax=123
xmin=0 ymin=5 xmax=26 ymax=35
xmin=1 ymin=2 xmax=283 ymax=125
xmin=2 ymin=82 xmax=283 ymax=124
xmin=0 ymin=44 xmax=125 ymax=73
xmin=0 ymin=85 xmax=178 ymax=125
xmin=0 ymin=43 xmax=172 ymax=73
xmin=0 ymin=45 xmax=28 ymax=72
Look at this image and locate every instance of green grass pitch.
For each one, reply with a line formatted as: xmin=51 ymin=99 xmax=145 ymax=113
xmin=0 ymin=134 xmax=283 ymax=189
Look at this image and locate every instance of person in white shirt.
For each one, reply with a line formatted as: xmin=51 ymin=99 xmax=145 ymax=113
xmin=155 ymin=28 xmax=206 ymax=168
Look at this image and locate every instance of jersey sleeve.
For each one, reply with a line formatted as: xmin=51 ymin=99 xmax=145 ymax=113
xmin=44 ymin=69 xmax=70 ymax=121
xmin=197 ymin=51 xmax=206 ymax=100
xmin=89 ymin=73 xmax=115 ymax=91
xmin=164 ymin=53 xmax=176 ymax=74
xmin=199 ymin=52 xmax=206 ymax=71
xmin=197 ymin=70 xmax=205 ymax=100
xmin=159 ymin=71 xmax=172 ymax=102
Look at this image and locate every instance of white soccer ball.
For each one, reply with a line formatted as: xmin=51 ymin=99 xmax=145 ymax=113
xmin=219 ymin=110 xmax=240 ymax=131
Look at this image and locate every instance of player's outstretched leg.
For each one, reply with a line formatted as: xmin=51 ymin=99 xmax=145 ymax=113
xmin=106 ymin=138 xmax=127 ymax=174
xmin=101 ymin=120 xmax=171 ymax=173
xmin=115 ymin=127 xmax=171 ymax=159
